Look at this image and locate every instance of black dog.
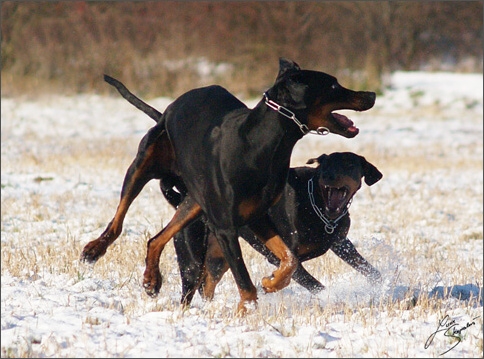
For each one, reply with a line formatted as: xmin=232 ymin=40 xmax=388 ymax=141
xmin=174 ymin=152 xmax=383 ymax=304
xmin=80 ymin=58 xmax=376 ymax=313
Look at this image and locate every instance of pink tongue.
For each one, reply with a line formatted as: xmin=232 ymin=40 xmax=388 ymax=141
xmin=332 ymin=113 xmax=354 ymax=128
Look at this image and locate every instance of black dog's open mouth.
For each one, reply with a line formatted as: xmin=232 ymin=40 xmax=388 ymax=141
xmin=331 ymin=113 xmax=358 ymax=137
xmin=325 ymin=91 xmax=376 ymax=138
xmin=321 ymin=185 xmax=350 ymax=218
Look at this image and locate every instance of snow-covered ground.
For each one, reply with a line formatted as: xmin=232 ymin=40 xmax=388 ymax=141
xmin=1 ymin=71 xmax=483 ymax=357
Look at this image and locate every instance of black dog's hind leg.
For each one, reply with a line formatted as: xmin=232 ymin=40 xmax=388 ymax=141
xmin=197 ymin=231 xmax=230 ymax=301
xmin=81 ymin=122 xmax=168 ymax=263
xmin=174 ymin=220 xmax=210 ymax=307
xmin=144 ymin=195 xmax=203 ymax=297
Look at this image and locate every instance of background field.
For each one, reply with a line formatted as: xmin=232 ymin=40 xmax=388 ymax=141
xmin=1 ymin=1 xmax=483 ymax=357
xmin=1 ymin=70 xmax=483 ymax=357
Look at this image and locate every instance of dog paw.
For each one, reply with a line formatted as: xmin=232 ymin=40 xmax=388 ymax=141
xmin=79 ymin=241 xmax=106 ymax=264
xmin=368 ymin=271 xmax=382 ymax=286
xmin=308 ymin=284 xmax=326 ymax=295
xmin=236 ymin=299 xmax=258 ymax=316
xmin=142 ymin=268 xmax=163 ymax=297
xmin=261 ymin=273 xmax=291 ymax=293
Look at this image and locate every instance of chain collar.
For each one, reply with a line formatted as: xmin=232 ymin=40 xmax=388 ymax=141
xmin=307 ymin=176 xmax=351 ymax=234
xmin=263 ymin=92 xmax=329 ymax=136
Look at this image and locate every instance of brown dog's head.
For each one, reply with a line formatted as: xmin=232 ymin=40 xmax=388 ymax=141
xmin=269 ymin=58 xmax=376 ymax=138
xmin=307 ymin=152 xmax=383 ymax=220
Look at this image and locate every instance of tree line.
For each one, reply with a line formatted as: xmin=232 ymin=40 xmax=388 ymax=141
xmin=1 ymin=1 xmax=482 ymax=98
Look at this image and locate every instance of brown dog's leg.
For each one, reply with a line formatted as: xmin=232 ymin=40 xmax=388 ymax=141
xmin=331 ymin=238 xmax=382 ymax=284
xmin=211 ymin=229 xmax=258 ymax=314
xmin=80 ymin=162 xmax=153 ymax=263
xmin=248 ymin=214 xmax=298 ymax=293
xmin=81 ymin=123 xmax=168 ymax=263
xmin=199 ymin=232 xmax=230 ymax=301
xmin=143 ymin=195 xmax=203 ymax=297
xmin=174 ymin=220 xmax=210 ymax=308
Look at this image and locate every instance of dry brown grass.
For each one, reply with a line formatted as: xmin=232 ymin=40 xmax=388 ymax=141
xmin=3 ymin=135 xmax=481 ymax=302
xmin=2 ymin=2 xmax=482 ymax=99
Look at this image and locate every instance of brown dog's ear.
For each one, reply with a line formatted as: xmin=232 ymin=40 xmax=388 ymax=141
xmin=360 ymin=156 xmax=383 ymax=186
xmin=273 ymin=58 xmax=307 ymax=109
xmin=278 ymin=58 xmax=301 ymax=78
xmin=285 ymin=79 xmax=308 ymax=109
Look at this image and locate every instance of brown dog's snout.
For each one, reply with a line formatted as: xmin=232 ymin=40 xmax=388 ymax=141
xmin=354 ymin=91 xmax=376 ymax=111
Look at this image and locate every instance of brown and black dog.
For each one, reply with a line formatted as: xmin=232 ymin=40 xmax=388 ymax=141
xmin=173 ymin=152 xmax=383 ymax=305
xmin=80 ymin=58 xmax=376 ymax=312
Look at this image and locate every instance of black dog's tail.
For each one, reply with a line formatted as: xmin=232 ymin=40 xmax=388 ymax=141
xmin=104 ymin=74 xmax=162 ymax=122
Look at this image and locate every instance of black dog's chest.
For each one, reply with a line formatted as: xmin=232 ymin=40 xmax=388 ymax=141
xmin=272 ymin=170 xmax=349 ymax=260
xmin=294 ymin=203 xmax=337 ymax=251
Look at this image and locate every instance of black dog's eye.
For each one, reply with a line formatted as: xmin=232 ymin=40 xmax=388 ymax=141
xmin=331 ymin=83 xmax=340 ymax=90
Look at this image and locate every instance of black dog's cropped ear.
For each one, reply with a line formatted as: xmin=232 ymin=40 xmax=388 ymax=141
xmin=278 ymin=58 xmax=301 ymax=78
xmin=283 ymin=79 xmax=308 ymax=109
xmin=273 ymin=58 xmax=307 ymax=109
xmin=306 ymin=154 xmax=328 ymax=166
xmin=360 ymin=156 xmax=383 ymax=186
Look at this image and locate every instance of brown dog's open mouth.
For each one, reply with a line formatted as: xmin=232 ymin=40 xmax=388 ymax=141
xmin=322 ymin=185 xmax=350 ymax=218
xmin=324 ymin=91 xmax=375 ymax=138
xmin=331 ymin=113 xmax=358 ymax=137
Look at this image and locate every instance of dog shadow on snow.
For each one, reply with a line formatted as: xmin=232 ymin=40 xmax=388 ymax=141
xmin=390 ymin=283 xmax=483 ymax=308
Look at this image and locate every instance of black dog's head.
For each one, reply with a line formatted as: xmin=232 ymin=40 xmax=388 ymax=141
xmin=307 ymin=152 xmax=383 ymax=219
xmin=269 ymin=58 xmax=376 ymax=138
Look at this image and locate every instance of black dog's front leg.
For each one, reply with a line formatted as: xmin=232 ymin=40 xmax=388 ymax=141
xmin=291 ymin=264 xmax=325 ymax=294
xmin=213 ymin=228 xmax=258 ymax=314
xmin=331 ymin=238 xmax=382 ymax=284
